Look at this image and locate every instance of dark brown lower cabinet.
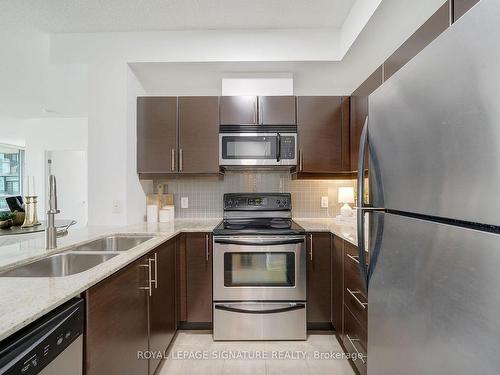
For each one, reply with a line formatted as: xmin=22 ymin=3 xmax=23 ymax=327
xmin=306 ymin=232 xmax=331 ymax=326
xmin=85 ymin=240 xmax=177 ymax=375
xmin=185 ymin=232 xmax=212 ymax=323
xmin=149 ymin=239 xmax=176 ymax=375
xmin=85 ymin=256 xmax=149 ymax=375
xmin=331 ymin=235 xmax=344 ymax=333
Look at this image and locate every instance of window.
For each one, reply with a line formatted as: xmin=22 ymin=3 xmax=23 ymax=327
xmin=0 ymin=145 xmax=24 ymax=212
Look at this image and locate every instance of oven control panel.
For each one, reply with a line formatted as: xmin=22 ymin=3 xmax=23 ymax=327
xmin=224 ymin=193 xmax=291 ymax=210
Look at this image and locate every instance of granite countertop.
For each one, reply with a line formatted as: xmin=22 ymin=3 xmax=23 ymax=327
xmin=293 ymin=218 xmax=358 ymax=246
xmin=0 ymin=219 xmax=220 ymax=342
xmin=0 ymin=217 xmax=357 ymax=342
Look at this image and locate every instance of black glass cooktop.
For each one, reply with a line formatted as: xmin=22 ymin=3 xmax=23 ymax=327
xmin=213 ymin=218 xmax=305 ymax=236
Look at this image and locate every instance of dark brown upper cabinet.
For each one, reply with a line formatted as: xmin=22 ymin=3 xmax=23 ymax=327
xmin=258 ymin=96 xmax=296 ymax=125
xmin=178 ymin=96 xmax=220 ymax=174
xmin=137 ymin=97 xmax=177 ymax=174
xmin=296 ymin=96 xmax=350 ymax=176
xmin=220 ymin=96 xmax=258 ymax=125
xmin=453 ymin=0 xmax=480 ymax=22
xmin=384 ymin=3 xmax=450 ymax=81
xmin=350 ymin=67 xmax=383 ymax=172
xmin=306 ymin=232 xmax=331 ymax=325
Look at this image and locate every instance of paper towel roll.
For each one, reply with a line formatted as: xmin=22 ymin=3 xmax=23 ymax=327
xmin=159 ymin=205 xmax=175 ymax=223
xmin=147 ymin=205 xmax=158 ymax=223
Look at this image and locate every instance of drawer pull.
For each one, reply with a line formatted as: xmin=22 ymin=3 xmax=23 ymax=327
xmin=346 ymin=254 xmax=359 ymax=264
xmin=347 ymin=288 xmax=368 ymax=309
xmin=346 ymin=334 xmax=366 ymax=364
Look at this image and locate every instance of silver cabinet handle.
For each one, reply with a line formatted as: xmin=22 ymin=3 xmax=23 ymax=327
xmin=179 ymin=148 xmax=183 ymax=171
xmin=347 ymin=288 xmax=368 ymax=309
xmin=151 ymin=253 xmax=158 ymax=289
xmin=299 ymin=149 xmax=304 ymax=171
xmin=171 ymin=148 xmax=175 ymax=171
xmin=205 ymin=234 xmax=210 ymax=262
xmin=346 ymin=254 xmax=360 ymax=264
xmin=346 ymin=334 xmax=366 ymax=364
xmin=139 ymin=259 xmax=153 ymax=297
xmin=309 ymin=234 xmax=313 ymax=261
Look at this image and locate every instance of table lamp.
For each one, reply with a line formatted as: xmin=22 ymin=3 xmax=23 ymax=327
xmin=338 ymin=187 xmax=355 ymax=218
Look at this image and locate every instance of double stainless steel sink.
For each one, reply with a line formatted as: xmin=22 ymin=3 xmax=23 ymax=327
xmin=0 ymin=234 xmax=156 ymax=278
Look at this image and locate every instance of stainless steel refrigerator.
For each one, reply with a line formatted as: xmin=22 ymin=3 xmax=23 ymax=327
xmin=356 ymin=1 xmax=500 ymax=374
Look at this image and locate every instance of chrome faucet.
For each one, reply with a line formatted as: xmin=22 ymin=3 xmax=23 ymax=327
xmin=45 ymin=174 xmax=76 ymax=249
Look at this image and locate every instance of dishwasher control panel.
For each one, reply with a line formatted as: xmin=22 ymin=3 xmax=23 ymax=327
xmin=0 ymin=298 xmax=84 ymax=375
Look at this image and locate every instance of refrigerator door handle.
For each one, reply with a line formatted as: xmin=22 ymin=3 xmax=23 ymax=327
xmin=357 ymin=116 xmax=370 ymax=291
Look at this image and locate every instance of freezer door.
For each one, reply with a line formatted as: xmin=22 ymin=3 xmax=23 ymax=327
xmin=368 ymin=212 xmax=500 ymax=375
xmin=368 ymin=0 xmax=500 ymax=226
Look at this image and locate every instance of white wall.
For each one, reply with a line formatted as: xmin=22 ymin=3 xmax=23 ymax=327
xmin=0 ymin=118 xmax=88 ymax=219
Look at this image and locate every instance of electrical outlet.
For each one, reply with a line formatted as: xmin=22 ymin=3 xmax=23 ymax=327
xmin=181 ymin=197 xmax=189 ymax=209
xmin=321 ymin=196 xmax=329 ymax=208
xmin=112 ymin=200 xmax=122 ymax=214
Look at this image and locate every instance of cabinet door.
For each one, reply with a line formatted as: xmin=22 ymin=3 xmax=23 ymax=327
xmin=186 ymin=233 xmax=212 ymax=322
xmin=258 ymin=96 xmax=296 ymax=125
xmin=220 ymin=96 xmax=257 ymax=125
xmin=85 ymin=256 xmax=149 ymax=375
xmin=297 ymin=96 xmax=344 ymax=173
xmin=331 ymin=235 xmax=344 ymax=333
xmin=306 ymin=232 xmax=331 ymax=324
xmin=178 ymin=96 xmax=220 ymax=173
xmin=350 ymin=67 xmax=383 ymax=171
xmin=137 ymin=97 xmax=178 ymax=173
xmin=149 ymin=240 xmax=176 ymax=375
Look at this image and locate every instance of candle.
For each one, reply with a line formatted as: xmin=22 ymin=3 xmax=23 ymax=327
xmin=26 ymin=175 xmax=31 ymax=196
xmin=32 ymin=176 xmax=36 ymax=196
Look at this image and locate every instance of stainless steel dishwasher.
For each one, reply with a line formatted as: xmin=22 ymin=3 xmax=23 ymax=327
xmin=0 ymin=298 xmax=84 ymax=375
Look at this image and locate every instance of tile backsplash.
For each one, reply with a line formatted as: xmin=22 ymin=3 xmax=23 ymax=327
xmin=145 ymin=172 xmax=356 ymax=219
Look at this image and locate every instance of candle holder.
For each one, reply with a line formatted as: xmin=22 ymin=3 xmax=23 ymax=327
xmin=21 ymin=196 xmax=41 ymax=228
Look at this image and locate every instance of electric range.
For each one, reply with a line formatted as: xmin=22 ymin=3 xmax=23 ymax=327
xmin=212 ymin=193 xmax=307 ymax=341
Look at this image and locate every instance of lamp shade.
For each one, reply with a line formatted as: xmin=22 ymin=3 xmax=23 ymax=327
xmin=338 ymin=187 xmax=355 ymax=204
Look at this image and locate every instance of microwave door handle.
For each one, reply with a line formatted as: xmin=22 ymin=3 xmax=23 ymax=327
xmin=214 ymin=238 xmax=304 ymax=246
xmin=276 ymin=133 xmax=281 ymax=162
xmin=215 ymin=303 xmax=305 ymax=314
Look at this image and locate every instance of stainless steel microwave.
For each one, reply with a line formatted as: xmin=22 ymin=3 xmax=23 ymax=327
xmin=219 ymin=126 xmax=297 ymax=167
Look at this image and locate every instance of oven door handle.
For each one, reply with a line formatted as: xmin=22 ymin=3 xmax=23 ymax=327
xmin=213 ymin=238 xmax=304 ymax=246
xmin=214 ymin=303 xmax=305 ymax=314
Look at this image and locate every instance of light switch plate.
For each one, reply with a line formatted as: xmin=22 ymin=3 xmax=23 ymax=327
xmin=181 ymin=197 xmax=189 ymax=209
xmin=112 ymin=200 xmax=122 ymax=214
xmin=321 ymin=196 xmax=329 ymax=208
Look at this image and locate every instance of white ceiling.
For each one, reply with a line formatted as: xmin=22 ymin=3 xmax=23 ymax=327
xmin=1 ymin=0 xmax=356 ymax=32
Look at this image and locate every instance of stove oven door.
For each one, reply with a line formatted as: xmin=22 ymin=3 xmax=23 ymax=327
xmin=213 ymin=236 xmax=306 ymax=301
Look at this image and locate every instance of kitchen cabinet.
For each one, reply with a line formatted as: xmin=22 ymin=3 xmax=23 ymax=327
xmin=178 ymin=96 xmax=220 ymax=173
xmin=85 ymin=241 xmax=178 ymax=375
xmin=306 ymin=232 xmax=331 ymax=325
xmin=296 ymin=96 xmax=351 ymax=176
xmin=258 ymin=96 xmax=296 ymax=125
xmin=85 ymin=256 xmax=149 ymax=375
xmin=185 ymin=232 xmax=213 ymax=323
xmin=454 ymin=0 xmax=480 ymax=22
xmin=220 ymin=96 xmax=258 ymax=125
xmin=350 ymin=67 xmax=383 ymax=172
xmin=331 ymin=235 xmax=344 ymax=333
xmin=384 ymin=3 xmax=450 ymax=81
xmin=137 ymin=97 xmax=178 ymax=174
xmin=148 ymin=239 xmax=176 ymax=375
xmin=341 ymin=240 xmax=368 ymax=375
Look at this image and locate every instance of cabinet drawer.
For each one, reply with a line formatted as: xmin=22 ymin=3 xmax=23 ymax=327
xmin=344 ymin=286 xmax=367 ymax=328
xmin=344 ymin=254 xmax=365 ymax=293
xmin=343 ymin=306 xmax=367 ymax=375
